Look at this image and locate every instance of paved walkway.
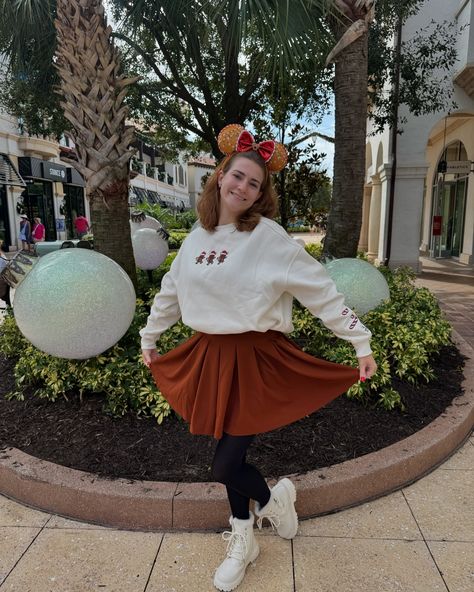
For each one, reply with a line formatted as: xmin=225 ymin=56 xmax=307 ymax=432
xmin=0 ymin=255 xmax=473 ymax=591
xmin=0 ymin=437 xmax=473 ymax=592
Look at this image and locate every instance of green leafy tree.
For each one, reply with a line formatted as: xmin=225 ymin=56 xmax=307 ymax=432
xmin=110 ymin=0 xmax=331 ymax=157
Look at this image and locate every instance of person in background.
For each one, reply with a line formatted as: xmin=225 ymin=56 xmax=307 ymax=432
xmin=0 ymin=241 xmax=11 ymax=307
xmin=19 ymin=214 xmax=32 ymax=251
xmin=32 ymin=217 xmax=45 ymax=243
xmin=140 ymin=124 xmax=377 ymax=591
xmin=74 ymin=215 xmax=90 ymax=239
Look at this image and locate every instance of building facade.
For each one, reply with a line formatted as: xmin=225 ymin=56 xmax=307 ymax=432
xmin=363 ymin=0 xmax=474 ymax=269
xmin=0 ymin=111 xmax=87 ymax=251
xmin=0 ymin=108 xmax=195 ymax=251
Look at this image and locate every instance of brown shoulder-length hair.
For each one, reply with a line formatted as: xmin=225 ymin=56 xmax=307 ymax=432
xmin=197 ymin=151 xmax=278 ymax=232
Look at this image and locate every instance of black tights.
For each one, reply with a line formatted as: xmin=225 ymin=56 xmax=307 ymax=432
xmin=211 ymin=433 xmax=271 ymax=520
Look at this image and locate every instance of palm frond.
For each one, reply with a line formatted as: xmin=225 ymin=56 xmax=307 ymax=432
xmin=0 ymin=0 xmax=56 ymax=72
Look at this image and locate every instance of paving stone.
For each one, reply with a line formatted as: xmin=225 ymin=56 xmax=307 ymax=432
xmin=147 ymin=532 xmax=293 ymax=591
xmin=0 ymin=527 xmax=41 ymax=585
xmin=0 ymin=495 xmax=50 ymax=527
xmin=299 ymin=491 xmax=421 ymax=540
xmin=403 ymin=468 xmax=474 ymax=541
xmin=428 ymin=541 xmax=474 ymax=592
xmin=293 ymin=537 xmax=446 ymax=592
xmin=1 ymin=528 xmax=162 ymax=592
xmin=45 ymin=515 xmax=109 ymax=529
xmin=439 ymin=441 xmax=474 ymax=470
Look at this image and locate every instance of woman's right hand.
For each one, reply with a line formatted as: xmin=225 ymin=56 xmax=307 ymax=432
xmin=142 ymin=348 xmax=161 ymax=368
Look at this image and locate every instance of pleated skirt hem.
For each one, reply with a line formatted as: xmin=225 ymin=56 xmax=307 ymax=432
xmin=150 ymin=331 xmax=359 ymax=440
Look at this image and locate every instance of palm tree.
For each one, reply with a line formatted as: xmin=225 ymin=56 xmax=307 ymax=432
xmin=0 ymin=0 xmax=137 ymax=284
xmin=322 ymin=0 xmax=375 ymax=259
xmin=55 ymin=0 xmax=138 ymax=284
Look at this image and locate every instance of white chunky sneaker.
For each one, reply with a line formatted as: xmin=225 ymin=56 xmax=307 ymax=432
xmin=213 ymin=512 xmax=260 ymax=591
xmin=254 ymin=477 xmax=298 ymax=539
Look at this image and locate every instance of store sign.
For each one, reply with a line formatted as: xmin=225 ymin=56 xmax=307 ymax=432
xmin=445 ymin=161 xmax=472 ymax=175
xmin=42 ymin=162 xmax=67 ymax=182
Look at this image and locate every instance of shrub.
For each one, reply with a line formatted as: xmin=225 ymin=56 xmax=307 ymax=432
xmin=136 ymin=203 xmax=197 ymax=230
xmin=0 ymin=254 xmax=187 ymax=424
xmin=304 ymin=243 xmax=323 ymax=260
xmin=290 ymin=266 xmax=451 ymax=410
xmin=168 ymin=230 xmax=189 ymax=250
xmin=0 ymin=263 xmax=451 ymax=420
xmin=288 ymin=225 xmax=311 ymax=232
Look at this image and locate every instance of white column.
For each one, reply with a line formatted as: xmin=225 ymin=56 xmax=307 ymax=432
xmin=460 ymin=177 xmax=474 ymax=264
xmin=367 ymin=176 xmax=381 ymax=261
xmin=387 ymin=165 xmax=429 ymax=271
xmin=358 ymin=185 xmax=371 ymax=252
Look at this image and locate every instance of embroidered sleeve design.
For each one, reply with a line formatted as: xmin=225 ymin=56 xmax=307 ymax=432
xmin=342 ymin=307 xmax=370 ymax=332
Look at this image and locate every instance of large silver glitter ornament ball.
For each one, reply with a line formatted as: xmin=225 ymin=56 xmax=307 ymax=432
xmin=324 ymin=258 xmax=390 ymax=316
xmin=132 ymin=228 xmax=169 ymax=270
xmin=13 ymin=250 xmax=136 ymax=359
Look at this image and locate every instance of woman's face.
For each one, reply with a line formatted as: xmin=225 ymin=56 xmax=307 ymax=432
xmin=217 ymin=156 xmax=264 ymax=222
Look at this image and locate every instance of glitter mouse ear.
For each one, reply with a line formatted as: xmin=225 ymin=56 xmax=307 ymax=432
xmin=266 ymin=142 xmax=288 ymax=174
xmin=217 ymin=124 xmax=244 ymax=155
xmin=216 ymin=123 xmax=289 ymax=173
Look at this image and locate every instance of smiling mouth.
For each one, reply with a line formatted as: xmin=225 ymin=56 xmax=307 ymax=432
xmin=231 ymin=191 xmax=246 ymax=201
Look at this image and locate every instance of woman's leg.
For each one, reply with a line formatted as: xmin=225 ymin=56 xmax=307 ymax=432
xmin=211 ymin=433 xmax=271 ymax=520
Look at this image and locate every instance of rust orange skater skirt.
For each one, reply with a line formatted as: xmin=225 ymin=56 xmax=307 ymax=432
xmin=150 ymin=330 xmax=359 ymax=440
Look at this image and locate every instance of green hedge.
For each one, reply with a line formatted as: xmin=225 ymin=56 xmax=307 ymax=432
xmin=136 ymin=203 xmax=197 ymax=230
xmin=0 ymin=258 xmax=451 ymax=420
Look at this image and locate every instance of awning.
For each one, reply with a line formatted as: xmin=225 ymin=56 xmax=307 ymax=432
xmin=0 ymin=154 xmax=26 ymax=187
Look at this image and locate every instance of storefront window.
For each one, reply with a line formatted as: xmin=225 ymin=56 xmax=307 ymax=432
xmin=0 ymin=185 xmax=11 ymax=249
xmin=63 ymin=185 xmax=86 ymax=239
xmin=24 ymin=181 xmax=57 ymax=241
xmin=431 ymin=141 xmax=468 ymax=258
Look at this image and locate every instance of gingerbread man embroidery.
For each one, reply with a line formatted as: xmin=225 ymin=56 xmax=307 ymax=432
xmin=195 ymin=251 xmax=206 ymax=264
xmin=206 ymin=250 xmax=217 ymax=265
xmin=217 ymin=250 xmax=228 ymax=264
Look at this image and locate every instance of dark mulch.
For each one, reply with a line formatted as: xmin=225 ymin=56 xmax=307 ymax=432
xmin=0 ymin=344 xmax=465 ymax=482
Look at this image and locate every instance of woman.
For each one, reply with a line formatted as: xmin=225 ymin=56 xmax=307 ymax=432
xmin=32 ymin=217 xmax=45 ymax=243
xmin=19 ymin=214 xmax=32 ymax=251
xmin=140 ymin=125 xmax=377 ymax=592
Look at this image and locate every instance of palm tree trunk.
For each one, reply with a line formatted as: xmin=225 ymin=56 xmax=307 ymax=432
xmin=90 ymin=179 xmax=136 ymax=280
xmin=323 ymin=29 xmax=369 ymax=259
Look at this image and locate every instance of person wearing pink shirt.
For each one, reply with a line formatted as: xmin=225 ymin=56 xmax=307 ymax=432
xmin=74 ymin=215 xmax=90 ymax=238
xmin=32 ymin=218 xmax=45 ymax=242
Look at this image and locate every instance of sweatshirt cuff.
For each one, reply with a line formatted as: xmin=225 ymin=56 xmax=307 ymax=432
xmin=139 ymin=328 xmax=159 ymax=350
xmin=353 ymin=340 xmax=373 ymax=358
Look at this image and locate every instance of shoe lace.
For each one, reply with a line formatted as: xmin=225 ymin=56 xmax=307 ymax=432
xmin=256 ymin=497 xmax=283 ymax=530
xmin=221 ymin=530 xmax=248 ymax=561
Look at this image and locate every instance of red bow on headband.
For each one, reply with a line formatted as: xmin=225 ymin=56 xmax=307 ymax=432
xmin=236 ymin=130 xmax=275 ymax=162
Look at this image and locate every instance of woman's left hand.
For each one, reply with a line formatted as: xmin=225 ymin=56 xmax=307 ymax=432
xmin=357 ymin=354 xmax=377 ymax=381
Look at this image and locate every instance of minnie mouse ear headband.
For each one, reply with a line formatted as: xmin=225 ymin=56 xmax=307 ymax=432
xmin=217 ymin=124 xmax=288 ymax=174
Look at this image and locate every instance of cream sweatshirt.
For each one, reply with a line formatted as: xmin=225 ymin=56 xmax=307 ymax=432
xmin=139 ymin=217 xmax=372 ymax=357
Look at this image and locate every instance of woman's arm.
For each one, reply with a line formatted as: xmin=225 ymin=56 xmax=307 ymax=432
xmin=286 ymin=248 xmax=373 ymax=359
xmin=139 ymin=254 xmax=182 ymax=360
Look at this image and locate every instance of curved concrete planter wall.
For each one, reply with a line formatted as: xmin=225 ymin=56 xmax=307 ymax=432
xmin=1 ymin=331 xmax=472 ymax=531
